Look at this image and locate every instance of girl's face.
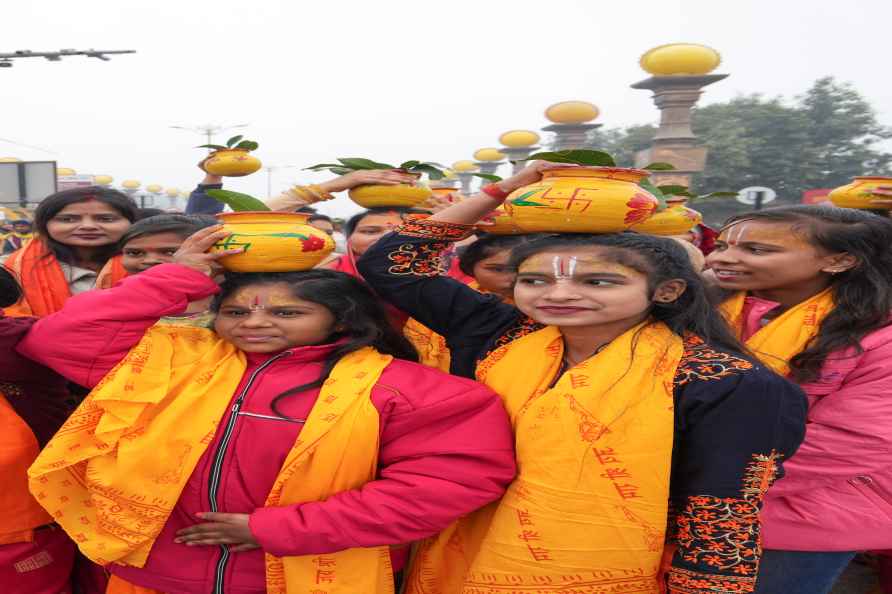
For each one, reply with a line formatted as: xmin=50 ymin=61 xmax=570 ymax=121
xmin=349 ymin=213 xmax=403 ymax=257
xmin=514 ymin=247 xmax=666 ymax=329
xmin=45 ymin=200 xmax=131 ymax=248
xmin=472 ymin=249 xmax=515 ymax=297
xmin=214 ymin=283 xmax=337 ymax=353
xmin=121 ymin=231 xmax=186 ymax=274
xmin=707 ymin=221 xmax=846 ymax=291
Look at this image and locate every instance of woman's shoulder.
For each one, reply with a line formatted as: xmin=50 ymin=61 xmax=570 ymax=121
xmin=674 ymin=334 xmax=757 ymax=387
xmin=374 ymin=358 xmax=499 ymax=412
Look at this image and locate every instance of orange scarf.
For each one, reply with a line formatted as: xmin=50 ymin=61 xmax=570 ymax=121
xmin=0 ymin=390 xmax=52 ymax=544
xmin=3 ymin=238 xmax=127 ymax=317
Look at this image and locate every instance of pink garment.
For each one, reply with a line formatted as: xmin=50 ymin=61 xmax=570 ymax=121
xmin=0 ymin=527 xmax=75 ymax=594
xmin=738 ymin=295 xmax=892 ymax=551
xmin=18 ymin=264 xmax=516 ymax=594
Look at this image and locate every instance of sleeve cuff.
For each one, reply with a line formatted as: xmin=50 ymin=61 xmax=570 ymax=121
xmin=396 ymin=217 xmax=474 ymax=242
xmin=250 ymin=506 xmax=299 ymax=556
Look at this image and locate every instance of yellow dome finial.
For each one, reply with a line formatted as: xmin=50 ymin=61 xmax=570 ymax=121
xmin=639 ymin=43 xmax=722 ymax=76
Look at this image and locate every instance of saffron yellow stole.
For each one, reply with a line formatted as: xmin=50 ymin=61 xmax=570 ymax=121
xmin=406 ymin=321 xmax=683 ymax=594
xmin=720 ymin=289 xmax=834 ymax=376
xmin=28 ymin=325 xmax=395 ymax=594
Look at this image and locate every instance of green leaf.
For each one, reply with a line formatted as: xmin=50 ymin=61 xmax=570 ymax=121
xmin=235 ymin=140 xmax=259 ymax=151
xmin=206 ymin=189 xmax=270 ymax=212
xmin=643 ymin=162 xmax=676 ymax=171
xmin=197 ymin=144 xmax=227 ymax=150
xmin=226 ymin=135 xmax=244 ymax=148
xmin=689 ymin=191 xmax=738 ymax=203
xmin=304 ymin=163 xmax=346 ymax=171
xmin=526 ymin=150 xmax=616 ymax=167
xmin=656 ymin=185 xmax=690 ymax=196
xmin=638 ymin=178 xmax=667 ymax=211
xmin=399 ymin=160 xmax=421 ymax=170
xmin=411 ymin=163 xmax=445 ymax=180
xmin=329 ymin=167 xmax=352 ymax=175
xmin=338 ymin=157 xmax=395 ymax=170
xmin=472 ymin=173 xmax=503 ymax=182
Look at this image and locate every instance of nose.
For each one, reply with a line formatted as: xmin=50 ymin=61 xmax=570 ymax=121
xmin=239 ymin=311 xmax=273 ymax=327
xmin=542 ymin=280 xmax=582 ymax=301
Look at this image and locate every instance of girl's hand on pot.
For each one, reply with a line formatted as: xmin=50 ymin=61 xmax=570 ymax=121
xmin=498 ymin=161 xmax=566 ymax=193
xmin=319 ymin=170 xmax=418 ymax=193
xmin=424 ymin=192 xmax=459 ymax=213
xmin=173 ymin=225 xmax=242 ymax=275
xmin=174 ymin=513 xmax=258 ymax=549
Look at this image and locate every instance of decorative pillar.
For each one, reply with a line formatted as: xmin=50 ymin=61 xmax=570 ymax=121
xmin=451 ymin=160 xmax=479 ymax=195
xmin=473 ymin=148 xmax=506 ymax=191
xmin=541 ymin=101 xmax=600 ymax=150
xmin=499 ymin=130 xmax=541 ymax=174
xmin=632 ymin=43 xmax=727 ymax=188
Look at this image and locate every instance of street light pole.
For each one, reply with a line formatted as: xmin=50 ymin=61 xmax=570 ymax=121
xmin=264 ymin=165 xmax=300 ymax=198
xmin=170 ymin=123 xmax=250 ymax=152
xmin=0 ymin=48 xmax=135 ymax=68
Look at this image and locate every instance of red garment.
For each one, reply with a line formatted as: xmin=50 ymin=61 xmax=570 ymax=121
xmin=0 ymin=527 xmax=75 ymax=594
xmin=18 ymin=264 xmax=516 ymax=594
xmin=737 ymin=296 xmax=892 ymax=551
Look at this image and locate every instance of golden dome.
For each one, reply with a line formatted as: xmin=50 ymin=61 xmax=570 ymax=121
xmin=146 ymin=184 xmax=163 ymax=193
xmin=473 ymin=148 xmax=505 ymax=162
xmin=165 ymin=187 xmax=180 ymax=197
xmin=544 ymin=101 xmax=599 ymax=124
xmin=452 ymin=160 xmax=479 ymax=172
xmin=0 ymin=157 xmax=21 ymax=162
xmin=499 ymin=130 xmax=541 ymax=148
xmin=93 ymin=175 xmax=114 ymax=186
xmin=56 ymin=167 xmax=77 ymax=176
xmin=121 ymin=180 xmax=141 ymax=190
xmin=640 ymin=43 xmax=722 ymax=76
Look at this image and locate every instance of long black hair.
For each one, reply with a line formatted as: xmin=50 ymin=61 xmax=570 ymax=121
xmin=458 ymin=233 xmax=533 ymax=277
xmin=508 ymin=232 xmax=752 ymax=359
xmin=212 ymin=269 xmax=418 ymax=417
xmin=722 ymin=205 xmax=892 ymax=382
xmin=34 ymin=186 xmax=138 ymax=266
xmin=0 ymin=267 xmax=22 ymax=308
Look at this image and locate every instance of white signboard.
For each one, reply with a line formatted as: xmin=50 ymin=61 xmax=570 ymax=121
xmin=58 ymin=174 xmax=96 ymax=191
xmin=737 ymin=186 xmax=777 ymax=206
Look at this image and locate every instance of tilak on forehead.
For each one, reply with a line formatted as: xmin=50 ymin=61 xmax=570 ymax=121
xmin=721 ymin=221 xmax=808 ymax=247
xmin=231 ymin=286 xmax=297 ymax=310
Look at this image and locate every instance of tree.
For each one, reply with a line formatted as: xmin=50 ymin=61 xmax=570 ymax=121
xmin=588 ymin=124 xmax=656 ymax=167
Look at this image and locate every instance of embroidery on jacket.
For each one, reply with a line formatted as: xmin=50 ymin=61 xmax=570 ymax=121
xmin=386 ymin=242 xmax=449 ymax=276
xmin=675 ymin=335 xmax=754 ymax=386
xmin=395 ymin=219 xmax=473 ymax=241
xmin=667 ymin=451 xmax=781 ymax=594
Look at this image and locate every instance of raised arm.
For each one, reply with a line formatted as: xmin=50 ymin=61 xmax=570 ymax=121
xmin=666 ymin=364 xmax=807 ymax=593
xmin=16 ymin=227 xmax=238 ymax=387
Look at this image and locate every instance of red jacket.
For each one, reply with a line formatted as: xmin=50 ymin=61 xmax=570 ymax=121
xmin=17 ymin=264 xmax=516 ymax=594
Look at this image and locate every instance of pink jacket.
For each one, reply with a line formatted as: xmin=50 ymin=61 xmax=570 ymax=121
xmin=17 ymin=264 xmax=516 ymax=594
xmin=739 ymin=296 xmax=892 ymax=551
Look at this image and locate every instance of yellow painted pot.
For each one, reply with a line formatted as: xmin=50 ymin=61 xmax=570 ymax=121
xmin=828 ymin=176 xmax=892 ymax=210
xmin=349 ymin=183 xmax=432 ymax=208
xmin=631 ymin=197 xmax=702 ymax=236
xmin=204 ymin=149 xmax=262 ymax=177
xmin=476 ymin=209 xmax=526 ymax=235
xmin=503 ymin=166 xmax=659 ymax=233
xmin=212 ymin=212 xmax=334 ymax=272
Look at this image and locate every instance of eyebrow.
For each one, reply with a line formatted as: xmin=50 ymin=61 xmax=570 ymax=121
xmin=517 ymin=271 xmax=629 ymax=279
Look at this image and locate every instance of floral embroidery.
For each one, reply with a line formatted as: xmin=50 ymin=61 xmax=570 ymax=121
xmin=395 ymin=218 xmax=474 ymax=241
xmin=666 ymin=452 xmax=782 ymax=593
xmin=675 ymin=335 xmax=753 ymax=386
xmin=386 ymin=242 xmax=450 ymax=276
xmin=474 ymin=316 xmax=544 ymax=381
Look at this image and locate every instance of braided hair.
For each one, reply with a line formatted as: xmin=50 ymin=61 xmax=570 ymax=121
xmin=507 ymin=232 xmax=752 ymax=360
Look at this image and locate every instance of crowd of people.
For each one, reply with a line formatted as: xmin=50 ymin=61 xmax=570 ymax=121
xmin=1 ymin=160 xmax=891 ymax=594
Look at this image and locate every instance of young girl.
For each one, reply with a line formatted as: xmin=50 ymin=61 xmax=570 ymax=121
xmin=3 ymin=186 xmax=136 ymax=316
xmin=18 ymin=226 xmax=515 ymax=594
xmin=705 ymin=205 xmax=892 ymax=594
xmin=0 ymin=268 xmax=76 ymax=593
xmin=357 ymin=165 xmax=807 ymax=594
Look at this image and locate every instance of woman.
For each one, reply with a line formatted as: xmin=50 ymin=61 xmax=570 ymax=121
xmin=0 ymin=268 xmax=76 ymax=593
xmin=3 ymin=186 xmax=136 ymax=316
xmin=19 ymin=226 xmax=515 ymax=594
xmin=705 ymin=205 xmax=892 ymax=594
xmin=357 ymin=164 xmax=807 ymax=594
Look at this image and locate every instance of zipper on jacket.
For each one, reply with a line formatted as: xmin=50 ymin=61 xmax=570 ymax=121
xmin=849 ymin=475 xmax=892 ymax=506
xmin=208 ymin=351 xmax=290 ymax=594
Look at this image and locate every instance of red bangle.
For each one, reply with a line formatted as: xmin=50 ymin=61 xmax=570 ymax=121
xmin=482 ymin=183 xmax=510 ymax=201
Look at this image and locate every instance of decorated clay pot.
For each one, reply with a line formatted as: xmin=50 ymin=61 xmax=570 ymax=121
xmin=212 ymin=212 xmax=334 ymax=272
xmin=630 ymin=197 xmax=702 ymax=236
xmin=828 ymin=176 xmax=892 ymax=210
xmin=204 ymin=149 xmax=263 ymax=177
xmin=349 ymin=182 xmax=432 ymax=208
xmin=503 ymin=166 xmax=659 ymax=233
xmin=476 ymin=209 xmax=526 ymax=235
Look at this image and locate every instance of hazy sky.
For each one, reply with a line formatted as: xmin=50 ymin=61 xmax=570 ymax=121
xmin=2 ymin=0 xmax=889 ymax=217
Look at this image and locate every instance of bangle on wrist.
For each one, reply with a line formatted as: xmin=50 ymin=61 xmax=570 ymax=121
xmin=482 ymin=183 xmax=510 ymax=201
xmin=289 ymin=184 xmax=335 ymax=204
